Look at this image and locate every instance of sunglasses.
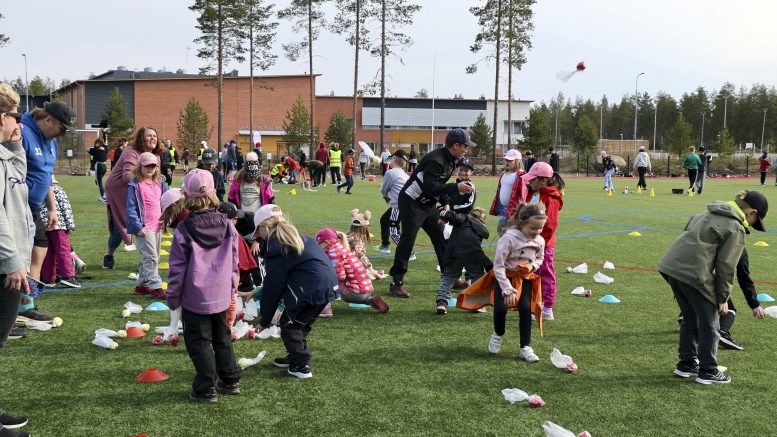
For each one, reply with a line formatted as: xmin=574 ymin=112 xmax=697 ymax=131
xmin=2 ymin=112 xmax=22 ymax=122
xmin=142 ymin=164 xmax=158 ymax=169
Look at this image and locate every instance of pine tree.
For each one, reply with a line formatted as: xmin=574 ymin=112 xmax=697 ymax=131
xmin=283 ymin=96 xmax=318 ymax=155
xmin=177 ymin=97 xmax=213 ymax=155
xmin=469 ymin=113 xmax=493 ymax=159
xmin=524 ymin=106 xmax=551 ymax=150
xmin=102 ymin=88 xmax=135 ymax=144
xmin=573 ymin=115 xmax=598 ymax=156
xmin=717 ymin=126 xmax=736 ymax=156
xmin=666 ymin=114 xmax=693 ymax=158
xmin=325 ymin=110 xmax=353 ymax=148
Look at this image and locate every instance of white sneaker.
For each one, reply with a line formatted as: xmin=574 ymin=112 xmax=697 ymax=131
xmin=542 ymin=308 xmax=554 ymax=320
xmin=519 ymin=346 xmax=539 ymax=363
xmin=408 ymin=252 xmax=417 ymax=261
xmin=123 ymin=244 xmax=137 ymax=252
xmin=487 ymin=332 xmax=503 ymax=354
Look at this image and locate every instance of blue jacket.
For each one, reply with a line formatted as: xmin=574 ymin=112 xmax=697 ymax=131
xmin=126 ymin=177 xmax=167 ymax=235
xmin=258 ymin=233 xmax=338 ymax=327
xmin=20 ymin=112 xmax=57 ymax=208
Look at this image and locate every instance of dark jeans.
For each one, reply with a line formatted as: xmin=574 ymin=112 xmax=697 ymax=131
xmin=389 ymin=194 xmax=447 ymax=284
xmin=408 ymin=162 xmax=416 ymax=173
xmin=380 ymin=207 xmax=401 ymax=247
xmin=182 ymin=309 xmax=242 ymax=393
xmin=381 ymin=163 xmax=389 ymax=176
xmin=662 ymin=273 xmax=720 ymax=372
xmin=280 ymin=303 xmax=328 ymax=366
xmin=493 ymin=280 xmax=533 ymax=347
xmin=338 ymin=175 xmax=354 ymax=193
xmin=330 ymin=167 xmax=341 ymax=185
xmin=0 ymin=279 xmax=21 ymax=350
xmin=95 ymin=162 xmax=107 ymax=197
xmin=719 ymin=298 xmax=737 ymax=333
xmin=637 ymin=166 xmax=648 ymax=189
xmin=359 ymin=162 xmax=366 ymax=179
xmin=687 ymin=169 xmax=698 ymax=189
xmin=761 ymin=172 xmax=767 ymax=185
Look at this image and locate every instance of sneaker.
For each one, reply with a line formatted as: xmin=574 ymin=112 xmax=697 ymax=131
xmin=0 ymin=412 xmax=28 ymax=429
xmin=389 ymin=283 xmax=410 ymax=298
xmin=719 ymin=331 xmax=743 ymax=350
xmin=0 ymin=429 xmax=30 ymax=437
xmin=677 ymin=314 xmax=683 ymax=325
xmin=487 ymin=332 xmax=503 ymax=354
xmin=336 ymin=184 xmax=342 ymax=193
xmin=134 ymin=285 xmax=151 ymax=296
xmin=98 ymin=197 xmax=107 ymax=204
xmin=288 ymin=364 xmax=313 ymax=379
xmin=273 ymin=356 xmax=291 ymax=368
xmin=673 ymin=361 xmax=700 ymax=378
xmin=695 ymin=370 xmax=731 ymax=385
xmin=518 ymin=346 xmax=540 ymax=363
xmin=408 ymin=252 xmax=417 ymax=261
xmin=123 ymin=244 xmax=137 ymax=252
xmin=151 ymin=288 xmax=166 ymax=299
xmin=369 ymin=296 xmax=389 ymax=314
xmin=189 ymin=388 xmax=218 ymax=403
xmin=542 ymin=308 xmax=555 ymax=321
xmin=471 ymin=307 xmax=487 ymax=314
xmin=318 ymin=303 xmax=333 ymax=318
xmin=373 ymin=244 xmax=391 ymax=254
xmin=16 ymin=308 xmax=54 ymax=326
xmin=216 ymin=380 xmax=241 ymax=395
xmin=452 ymin=279 xmax=469 ymax=290
xmin=436 ymin=300 xmax=448 ymax=315
xmin=102 ymin=255 xmax=115 ymax=269
xmin=59 ymin=277 xmax=82 ymax=288
xmin=7 ymin=327 xmax=25 ymax=340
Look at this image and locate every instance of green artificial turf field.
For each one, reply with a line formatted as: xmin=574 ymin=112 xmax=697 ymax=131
xmin=1 ymin=173 xmax=775 ymax=436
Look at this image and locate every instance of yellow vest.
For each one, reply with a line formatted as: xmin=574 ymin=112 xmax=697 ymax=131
xmin=329 ymin=150 xmax=342 ymax=167
xmin=198 ymin=148 xmax=205 ymax=160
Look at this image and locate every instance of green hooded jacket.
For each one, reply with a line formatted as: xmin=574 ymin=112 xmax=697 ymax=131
xmin=658 ymin=201 xmax=747 ymax=305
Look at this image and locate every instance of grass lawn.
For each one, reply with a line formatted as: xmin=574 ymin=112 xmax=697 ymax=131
xmin=2 ymin=172 xmax=776 ymax=436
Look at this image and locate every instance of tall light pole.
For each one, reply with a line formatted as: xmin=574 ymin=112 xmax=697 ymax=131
xmin=633 ymin=72 xmax=645 ymax=144
xmin=723 ymin=95 xmax=729 ymax=129
xmin=22 ymin=53 xmax=29 ymax=112
xmin=700 ymin=112 xmax=705 ymax=149
xmin=599 ymin=104 xmax=603 ymax=140
xmin=761 ymin=108 xmax=768 ymax=153
xmin=653 ymin=105 xmax=657 ymax=151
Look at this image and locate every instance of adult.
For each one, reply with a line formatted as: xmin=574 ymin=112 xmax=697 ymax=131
xmin=182 ymin=148 xmax=190 ymax=173
xmin=235 ymin=147 xmax=244 ymax=171
xmin=388 ymin=128 xmax=475 ymax=298
xmin=225 ymin=140 xmax=238 ymax=181
xmin=160 ymin=139 xmax=174 ymax=186
xmin=548 ymin=147 xmax=560 ymax=173
xmin=380 ymin=146 xmax=392 ymax=176
xmin=298 ymin=149 xmax=307 ymax=168
xmin=696 ymin=146 xmax=712 ymax=194
xmin=633 ymin=146 xmax=652 ymax=191
xmin=315 ymin=142 xmax=329 ymax=186
xmin=524 ymin=150 xmax=536 ymax=172
xmin=358 ymin=150 xmax=369 ymax=179
xmin=0 ymin=83 xmax=33 ymax=434
xmin=111 ymin=138 xmax=126 ymax=170
xmin=19 ymin=101 xmax=76 ymax=324
xmin=103 ymin=126 xmax=162 ymax=269
xmin=683 ymin=146 xmax=701 ymax=194
xmin=758 ymin=152 xmax=771 ymax=187
xmin=408 ymin=144 xmax=418 ymax=173
xmin=329 ymin=142 xmax=342 ymax=185
xmin=196 ymin=141 xmax=207 ymax=169
xmin=166 ymin=139 xmax=179 ymax=178
xmin=90 ymin=139 xmax=109 ymax=202
xmin=285 ymin=155 xmax=299 ymax=184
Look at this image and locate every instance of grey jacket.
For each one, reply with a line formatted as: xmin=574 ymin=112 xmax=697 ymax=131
xmin=0 ymin=140 xmax=32 ymax=275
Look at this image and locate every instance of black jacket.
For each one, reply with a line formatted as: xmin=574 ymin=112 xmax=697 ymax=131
xmin=258 ymin=234 xmax=338 ymax=327
xmin=549 ymin=152 xmax=560 ymax=172
xmin=208 ymin=168 xmax=226 ymax=202
xmin=440 ymin=177 xmax=476 ymax=214
xmin=400 ymin=146 xmax=458 ymax=207
xmin=439 ymin=210 xmax=492 ymax=269
xmin=735 ymin=248 xmax=760 ymax=309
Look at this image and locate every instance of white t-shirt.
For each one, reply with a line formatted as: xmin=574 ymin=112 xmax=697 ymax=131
xmin=381 ymin=151 xmax=392 ymax=164
xmin=240 ymin=183 xmax=262 ymax=212
xmin=499 ymin=172 xmax=518 ymax=207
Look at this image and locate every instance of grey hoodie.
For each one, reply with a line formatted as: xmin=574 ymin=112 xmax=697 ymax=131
xmin=0 ymin=140 xmax=31 ymax=275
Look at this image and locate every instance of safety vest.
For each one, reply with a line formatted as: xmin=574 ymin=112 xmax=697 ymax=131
xmin=329 ymin=149 xmax=342 ymax=168
xmin=169 ymin=148 xmax=176 ymax=166
xmin=198 ymin=147 xmax=205 ymax=160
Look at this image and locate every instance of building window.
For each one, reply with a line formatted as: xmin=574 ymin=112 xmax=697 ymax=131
xmin=503 ymin=121 xmax=525 ymax=135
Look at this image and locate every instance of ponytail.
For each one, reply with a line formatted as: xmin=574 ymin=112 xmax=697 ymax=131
xmin=263 ymin=216 xmax=304 ymax=255
xmin=548 ymin=172 xmax=566 ymax=191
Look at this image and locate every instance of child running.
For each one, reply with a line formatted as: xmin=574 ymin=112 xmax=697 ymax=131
xmin=336 ymin=149 xmax=356 ymax=194
xmin=490 ymin=149 xmax=525 ymax=236
xmin=523 ymin=162 xmax=565 ymax=321
xmin=166 ymin=169 xmax=242 ymax=403
xmin=316 ymin=228 xmax=389 ymax=314
xmin=127 ymin=152 xmax=167 ymax=298
xmin=253 ymin=204 xmax=339 ymax=379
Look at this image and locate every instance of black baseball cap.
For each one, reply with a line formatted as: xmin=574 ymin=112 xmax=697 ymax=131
xmin=217 ymin=202 xmax=245 ymax=219
xmin=456 ymin=157 xmax=475 ymax=170
xmin=740 ymin=190 xmax=768 ymax=232
xmin=390 ymin=150 xmax=408 ymax=162
xmin=202 ymin=148 xmax=218 ymax=164
xmin=44 ymin=101 xmax=77 ymax=130
xmin=445 ymin=128 xmax=477 ymax=148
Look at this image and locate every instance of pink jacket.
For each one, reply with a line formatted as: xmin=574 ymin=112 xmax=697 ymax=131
xmin=323 ymin=240 xmax=373 ymax=294
xmin=493 ymin=228 xmax=545 ymax=295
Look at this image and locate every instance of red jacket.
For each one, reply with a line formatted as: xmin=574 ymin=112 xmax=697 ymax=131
xmin=526 ymin=185 xmax=563 ymax=247
xmin=490 ymin=170 xmax=527 ymax=219
xmin=286 ymin=157 xmax=299 ymax=171
xmin=322 ymin=240 xmax=373 ymax=294
xmin=315 ymin=145 xmax=330 ymax=165
xmin=759 ymin=158 xmax=771 ymax=173
xmin=343 ymin=156 xmax=354 ymax=176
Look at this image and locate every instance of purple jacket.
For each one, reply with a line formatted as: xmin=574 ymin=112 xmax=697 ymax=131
xmin=166 ymin=209 xmax=239 ymax=315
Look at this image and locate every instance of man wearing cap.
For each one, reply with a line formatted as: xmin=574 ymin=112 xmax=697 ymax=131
xmin=18 ymin=101 xmax=76 ymax=324
xmin=377 ymin=150 xmax=410 ymax=253
xmin=633 ymin=145 xmax=652 ymax=191
xmin=659 ymin=190 xmax=768 ymax=385
xmin=202 ymin=148 xmax=226 ymax=202
xmin=388 ymin=128 xmax=475 ymax=298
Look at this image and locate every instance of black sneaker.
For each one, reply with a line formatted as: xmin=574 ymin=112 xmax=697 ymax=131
xmin=719 ymin=331 xmax=743 ymax=350
xmin=216 ymin=380 xmax=241 ymax=395
xmin=436 ymin=300 xmax=448 ymax=315
xmin=288 ymin=364 xmax=313 ymax=379
xmin=673 ymin=361 xmax=699 ymax=378
xmin=695 ymin=370 xmax=731 ymax=385
xmin=0 ymin=428 xmax=30 ymax=437
xmin=677 ymin=314 xmax=683 ymax=325
xmin=7 ymin=327 xmax=25 ymax=340
xmin=16 ymin=308 xmax=54 ymax=326
xmin=59 ymin=277 xmax=82 ymax=288
xmin=273 ymin=356 xmax=290 ymax=368
xmin=102 ymin=255 xmax=115 ymax=269
xmin=189 ymin=388 xmax=218 ymax=403
xmin=0 ymin=412 xmax=28 ymax=429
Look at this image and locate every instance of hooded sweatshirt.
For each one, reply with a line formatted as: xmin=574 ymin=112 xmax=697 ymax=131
xmin=20 ymin=112 xmax=57 ymax=209
xmin=493 ymin=228 xmax=545 ymax=295
xmin=0 ymin=140 xmax=32 ymax=275
xmin=166 ymin=210 xmax=239 ymax=315
xmin=658 ymin=201 xmax=747 ymax=305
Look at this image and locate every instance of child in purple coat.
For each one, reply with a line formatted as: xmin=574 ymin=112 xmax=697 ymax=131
xmin=166 ymin=169 xmax=242 ymax=403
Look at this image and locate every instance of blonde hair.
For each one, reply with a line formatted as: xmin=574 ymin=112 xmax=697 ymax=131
xmin=184 ymin=193 xmax=219 ymax=212
xmin=0 ymin=83 xmax=20 ymax=113
xmin=133 ymin=161 xmax=164 ymax=183
xmin=260 ymin=216 xmax=304 ymax=256
xmin=470 ymin=207 xmax=487 ymax=224
xmin=160 ymin=196 xmax=187 ymax=232
xmin=508 ymin=202 xmax=547 ymax=230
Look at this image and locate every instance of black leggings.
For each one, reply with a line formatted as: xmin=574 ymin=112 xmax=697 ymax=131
xmin=493 ymin=279 xmax=533 ymax=347
xmin=0 ymin=280 xmax=21 ymax=350
xmin=330 ymin=167 xmax=341 ymax=185
xmin=761 ymin=172 xmax=767 ymax=185
xmin=95 ymin=162 xmax=107 ymax=197
xmin=687 ymin=169 xmax=698 ymax=189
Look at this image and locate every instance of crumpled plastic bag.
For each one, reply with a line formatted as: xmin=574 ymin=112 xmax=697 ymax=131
xmin=593 ymin=272 xmax=614 ymax=284
xmin=550 ymin=348 xmax=578 ymax=373
xmin=565 ymin=263 xmax=588 ymax=274
xmin=92 ymin=335 xmax=118 ymax=349
xmin=502 ymin=388 xmax=529 ymax=404
xmin=257 ymin=325 xmax=281 ymax=339
xmin=542 ymin=421 xmax=591 ymax=437
xmin=603 ymin=261 xmax=615 ymax=270
xmin=244 ymin=298 xmax=258 ymax=321
xmin=95 ymin=328 xmax=126 ymax=338
xmin=764 ymin=306 xmax=777 ymax=318
xmin=570 ymin=287 xmax=585 ymax=295
xmin=443 ymin=223 xmax=453 ymax=240
xmin=238 ymin=350 xmax=267 ymax=369
xmin=231 ymin=320 xmax=251 ymax=341
xmin=162 ymin=308 xmax=182 ymax=341
xmin=27 ymin=320 xmax=54 ymax=331
xmin=123 ymin=301 xmax=143 ymax=314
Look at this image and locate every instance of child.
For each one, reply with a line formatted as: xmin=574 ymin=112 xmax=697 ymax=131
xmin=253 ymin=204 xmax=339 ymax=379
xmin=377 ymin=150 xmax=409 ymax=253
xmin=524 ymin=162 xmax=565 ymax=321
xmin=337 ymin=149 xmax=355 ymax=194
xmin=490 ymin=203 xmax=546 ymax=361
xmin=659 ymin=190 xmax=768 ymax=384
xmin=127 ymin=152 xmax=167 ymax=298
xmin=285 ymin=155 xmax=299 ymax=184
xmin=682 ymin=146 xmax=701 ymax=193
xmin=601 ymin=151 xmax=615 ymax=192
xmin=228 ymin=154 xmax=267 ymax=212
xmin=166 ymin=169 xmax=242 ymax=403
xmin=758 ymin=152 xmax=771 ymax=186
xmin=216 ymin=202 xmax=259 ymax=292
xmin=40 ymin=178 xmax=81 ymax=288
xmin=316 ymin=228 xmax=389 ymax=314
xmin=159 ymin=188 xmax=188 ymax=232
xmin=436 ymin=207 xmax=492 ymax=315
xmin=201 ymin=148 xmax=226 ymax=201
xmin=490 ymin=149 xmax=525 ymax=236
xmin=347 ymin=209 xmax=386 ymax=280
xmin=440 ymin=157 xmax=478 ymax=289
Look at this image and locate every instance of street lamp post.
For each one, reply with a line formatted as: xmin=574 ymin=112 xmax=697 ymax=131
xmin=22 ymin=53 xmax=29 ymax=112
xmin=723 ymin=95 xmax=729 ymax=129
xmin=761 ymin=108 xmax=768 ymax=153
xmin=653 ymin=105 xmax=657 ymax=151
xmin=700 ymin=112 xmax=705 ymax=149
xmin=634 ymin=72 xmax=645 ymax=145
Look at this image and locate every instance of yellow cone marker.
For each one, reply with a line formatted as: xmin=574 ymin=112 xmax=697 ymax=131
xmin=161 ymin=281 xmax=168 ymax=290
xmin=289 ymin=189 xmax=297 ymax=195
xmin=607 ymin=189 xmax=613 ymax=197
xmin=649 ymin=188 xmax=655 ymax=197
xmin=629 ymin=231 xmax=642 ymax=237
xmin=636 ymin=186 xmax=642 ymax=194
xmin=159 ymin=249 xmax=169 ymax=256
xmin=159 ymin=262 xmax=169 ymax=270
xmin=161 ymin=240 xmax=172 ymax=247
xmin=754 ymin=241 xmax=769 ymax=247
xmin=688 ymin=189 xmax=694 ymax=197
xmin=163 ymin=233 xmax=173 ymax=239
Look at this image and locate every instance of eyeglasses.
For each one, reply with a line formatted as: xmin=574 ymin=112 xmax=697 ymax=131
xmin=2 ymin=112 xmax=22 ymax=122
